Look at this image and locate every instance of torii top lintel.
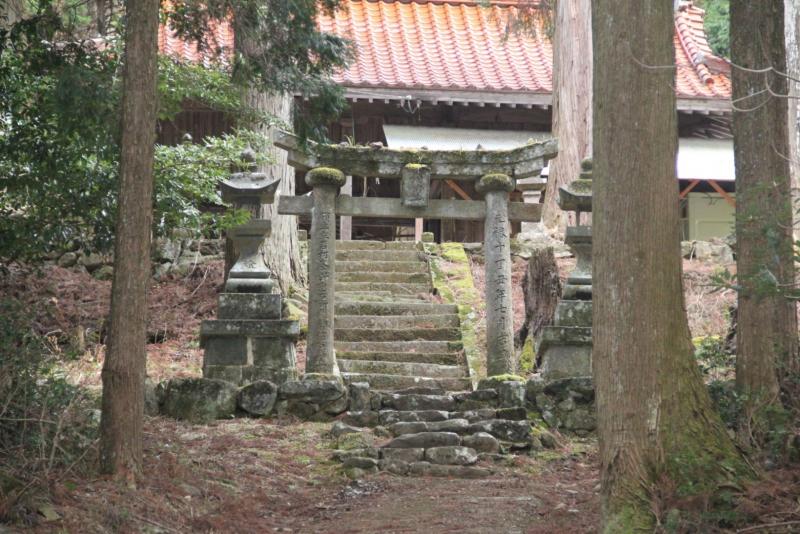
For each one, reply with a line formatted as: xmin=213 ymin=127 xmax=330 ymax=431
xmin=272 ymin=130 xmax=559 ymax=181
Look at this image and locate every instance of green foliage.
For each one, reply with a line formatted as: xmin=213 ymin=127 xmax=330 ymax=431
xmin=697 ymin=0 xmax=730 ymax=58
xmin=0 ymin=8 xmax=270 ymax=259
xmin=0 ymin=299 xmax=97 ymax=522
xmin=0 ymin=0 xmax=352 ymax=260
xmin=165 ymin=0 xmax=352 ymax=140
xmin=153 ymin=131 xmax=265 ymax=237
xmin=693 ymin=335 xmax=732 ymax=379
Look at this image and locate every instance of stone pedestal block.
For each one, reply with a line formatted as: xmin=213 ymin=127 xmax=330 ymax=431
xmin=225 ymin=220 xmax=275 ymax=293
xmin=218 ymin=293 xmax=282 ymax=320
xmin=201 ymin=318 xmax=299 ymax=386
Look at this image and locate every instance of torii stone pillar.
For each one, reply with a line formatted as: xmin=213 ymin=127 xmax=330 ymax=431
xmin=477 ymin=173 xmax=516 ymax=376
xmin=305 ymin=167 xmax=346 ymax=376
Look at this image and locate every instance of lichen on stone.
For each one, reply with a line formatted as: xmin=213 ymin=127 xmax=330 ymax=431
xmin=476 ymin=173 xmax=514 ymax=194
xmin=305 ymin=166 xmax=347 ymax=188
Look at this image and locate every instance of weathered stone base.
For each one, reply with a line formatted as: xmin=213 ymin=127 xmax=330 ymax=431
xmin=200 ymin=294 xmax=299 ymax=386
xmin=526 ymin=376 xmax=596 ymax=435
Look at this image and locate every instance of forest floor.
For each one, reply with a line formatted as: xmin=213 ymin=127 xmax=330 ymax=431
xmin=2 ymin=253 xmax=783 ymax=533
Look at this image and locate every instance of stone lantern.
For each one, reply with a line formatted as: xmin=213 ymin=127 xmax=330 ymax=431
xmin=537 ymin=159 xmax=594 ymax=379
xmin=199 ymin=150 xmax=300 ymax=386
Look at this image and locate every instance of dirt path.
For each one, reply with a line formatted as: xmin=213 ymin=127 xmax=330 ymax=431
xmin=37 ymin=418 xmax=599 ymax=533
xmin=310 ymin=467 xmax=599 ymax=534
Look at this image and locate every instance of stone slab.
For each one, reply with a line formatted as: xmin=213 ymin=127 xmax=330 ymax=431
xmin=539 ymin=345 xmax=592 ymax=381
xmin=200 ymin=319 xmax=300 ymax=341
xmin=218 ymin=293 xmax=282 ymax=320
xmin=280 ymin=195 xmax=543 ymax=223
xmin=203 ymin=336 xmax=249 ymax=366
xmin=554 ymin=300 xmax=592 ymax=328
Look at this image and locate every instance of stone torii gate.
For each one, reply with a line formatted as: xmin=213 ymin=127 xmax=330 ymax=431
xmin=273 ymin=131 xmax=558 ymax=381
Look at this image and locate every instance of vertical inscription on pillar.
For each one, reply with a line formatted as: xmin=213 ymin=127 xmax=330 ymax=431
xmin=304 ymin=167 xmax=346 ymax=376
xmin=477 ymin=173 xmax=516 ymax=376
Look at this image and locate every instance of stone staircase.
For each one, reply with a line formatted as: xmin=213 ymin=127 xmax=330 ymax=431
xmin=331 ymin=383 xmax=534 ymax=478
xmin=334 ymin=241 xmax=472 ymax=392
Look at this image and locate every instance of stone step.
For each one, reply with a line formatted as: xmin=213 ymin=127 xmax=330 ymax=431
xmin=338 ymin=359 xmax=467 ymax=378
xmin=335 ymin=314 xmax=460 ymax=330
xmin=334 ymin=282 xmax=431 ymax=296
xmin=337 ymin=351 xmax=462 ymax=366
xmin=342 ymin=373 xmax=472 ymax=392
xmin=335 ymin=340 xmax=463 ymax=354
xmin=335 ymin=294 xmax=431 ymax=305
xmin=336 ymin=271 xmax=430 ymax=284
xmin=334 ymin=327 xmax=461 ymax=342
xmin=334 ymin=302 xmax=458 ymax=316
xmin=336 ymin=240 xmax=419 ymax=251
xmin=336 ymin=249 xmax=423 ymax=262
xmin=336 ymin=261 xmax=428 ymax=274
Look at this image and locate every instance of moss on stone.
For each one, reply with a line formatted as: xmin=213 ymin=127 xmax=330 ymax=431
xmin=427 ymin=242 xmax=486 ymax=384
xmin=476 ymin=173 xmax=514 ymax=194
xmin=305 ymin=167 xmax=347 ymax=188
xmin=519 ymin=336 xmax=535 ymax=374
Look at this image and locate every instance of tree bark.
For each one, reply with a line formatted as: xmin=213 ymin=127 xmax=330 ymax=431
xmin=593 ymin=1 xmax=749 ymax=529
xmin=230 ymin=22 xmax=306 ymax=295
xmin=542 ymin=0 xmax=592 ymax=233
xmin=786 ymin=1 xmax=800 ymax=244
xmin=516 ymin=247 xmax=561 ymax=358
xmin=252 ymin=91 xmax=306 ymax=295
xmin=99 ymin=0 xmax=159 ymax=479
xmin=731 ymin=0 xmax=798 ymax=440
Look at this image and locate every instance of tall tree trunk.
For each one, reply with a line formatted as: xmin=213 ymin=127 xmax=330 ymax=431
xmin=593 ymin=1 xmax=750 ymax=529
xmin=99 ymin=0 xmax=159 ymax=479
xmin=786 ymin=1 xmax=800 ymax=244
xmin=251 ymin=91 xmax=306 ymax=295
xmin=230 ymin=23 xmax=306 ymax=295
xmin=731 ymin=0 xmax=798 ymax=442
xmin=541 ymin=0 xmax=592 ymax=233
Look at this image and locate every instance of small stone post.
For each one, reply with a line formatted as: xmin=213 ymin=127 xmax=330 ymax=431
xmin=477 ymin=173 xmax=516 ymax=376
xmin=305 ymin=167 xmax=346 ymax=376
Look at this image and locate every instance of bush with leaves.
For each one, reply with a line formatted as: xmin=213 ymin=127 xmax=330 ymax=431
xmin=0 ymin=17 xmax=265 ymax=259
xmin=0 ymin=298 xmax=97 ymax=523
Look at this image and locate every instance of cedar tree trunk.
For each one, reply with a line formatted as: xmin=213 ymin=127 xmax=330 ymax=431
xmin=731 ymin=0 xmax=798 ymax=441
xmin=542 ymin=0 xmax=592 ymax=233
xmin=592 ymin=1 xmax=750 ymax=529
xmin=99 ymin=0 xmax=159 ymax=478
xmin=228 ymin=23 xmax=306 ymax=294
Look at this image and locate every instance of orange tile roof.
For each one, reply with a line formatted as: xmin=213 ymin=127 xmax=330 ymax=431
xmin=157 ymin=0 xmax=731 ymax=103
xmin=318 ymin=0 xmax=553 ymax=93
xmin=158 ymin=18 xmax=233 ymax=68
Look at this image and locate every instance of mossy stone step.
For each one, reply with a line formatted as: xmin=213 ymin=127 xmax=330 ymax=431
xmin=334 ymin=327 xmax=461 ymax=342
xmin=338 ymin=359 xmax=467 ymax=379
xmin=336 ymin=261 xmax=428 ymax=274
xmin=341 ymin=373 xmax=472 ymax=392
xmin=334 ymin=314 xmax=460 ymax=330
xmin=337 ymin=351 xmax=462 ymax=365
xmin=336 ymin=271 xmax=430 ymax=284
xmin=336 ymin=240 xmax=420 ymax=251
xmin=334 ymin=340 xmax=463 ymax=354
xmin=335 ymin=250 xmax=423 ymax=262
xmin=334 ymin=302 xmax=458 ymax=316
xmin=334 ymin=282 xmax=431 ymax=296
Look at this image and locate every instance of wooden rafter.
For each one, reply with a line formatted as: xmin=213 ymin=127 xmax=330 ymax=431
xmin=707 ymin=179 xmax=736 ymax=207
xmin=444 ymin=179 xmax=472 ymax=201
xmin=679 ymin=179 xmax=701 ymax=199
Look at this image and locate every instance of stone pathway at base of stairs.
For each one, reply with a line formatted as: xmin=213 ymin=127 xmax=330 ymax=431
xmin=334 ymin=240 xmax=472 ymax=391
xmin=329 ymin=384 xmax=533 ymax=479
